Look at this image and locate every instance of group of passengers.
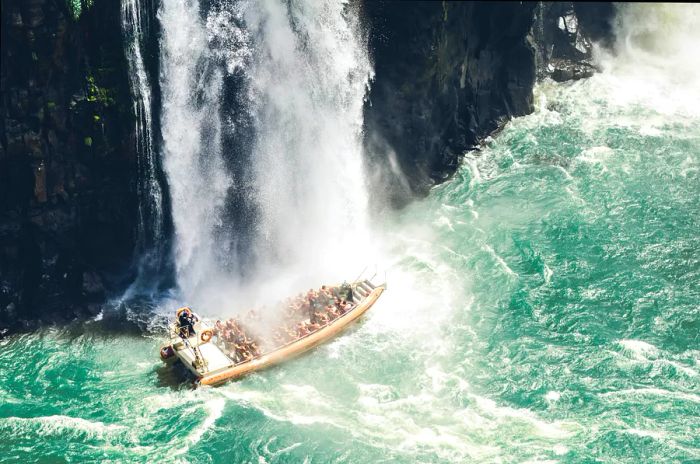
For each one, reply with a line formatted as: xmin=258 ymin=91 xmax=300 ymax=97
xmin=210 ymin=283 xmax=355 ymax=364
xmin=213 ymin=318 xmax=261 ymax=364
xmin=271 ymin=284 xmax=355 ymax=346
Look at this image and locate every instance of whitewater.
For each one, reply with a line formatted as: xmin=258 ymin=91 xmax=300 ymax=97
xmin=1 ymin=3 xmax=699 ymax=463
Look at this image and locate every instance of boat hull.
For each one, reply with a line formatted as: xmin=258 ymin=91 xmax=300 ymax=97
xmin=198 ymin=285 xmax=384 ymax=386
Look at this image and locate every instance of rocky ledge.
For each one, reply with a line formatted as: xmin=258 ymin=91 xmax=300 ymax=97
xmin=0 ymin=0 xmax=615 ymax=333
xmin=1 ymin=0 xmax=137 ymax=332
xmin=362 ymin=1 xmax=615 ymax=206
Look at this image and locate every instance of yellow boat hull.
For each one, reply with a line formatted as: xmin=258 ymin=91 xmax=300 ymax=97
xmin=197 ymin=285 xmax=384 ymax=386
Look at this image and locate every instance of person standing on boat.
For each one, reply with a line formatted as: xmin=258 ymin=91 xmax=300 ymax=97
xmin=178 ymin=307 xmax=197 ymax=338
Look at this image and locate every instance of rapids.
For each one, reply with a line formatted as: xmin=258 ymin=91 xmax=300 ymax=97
xmin=1 ymin=3 xmax=699 ymax=463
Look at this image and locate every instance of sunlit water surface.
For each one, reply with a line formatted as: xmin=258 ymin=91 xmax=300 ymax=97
xmin=2 ymin=67 xmax=700 ymax=464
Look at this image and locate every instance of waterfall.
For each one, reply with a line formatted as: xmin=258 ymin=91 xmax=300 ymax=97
xmin=121 ymin=0 xmax=165 ymax=283
xmin=158 ymin=0 xmax=373 ymax=311
xmin=245 ymin=0 xmax=373 ymax=285
xmin=159 ymin=0 xmax=233 ymax=305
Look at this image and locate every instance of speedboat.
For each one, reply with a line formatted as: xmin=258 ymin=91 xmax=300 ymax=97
xmin=159 ymin=278 xmax=385 ymax=386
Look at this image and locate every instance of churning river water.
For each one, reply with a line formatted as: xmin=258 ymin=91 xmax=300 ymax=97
xmin=2 ymin=3 xmax=699 ymax=463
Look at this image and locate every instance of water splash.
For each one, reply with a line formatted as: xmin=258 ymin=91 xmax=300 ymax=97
xmin=244 ymin=0 xmax=373 ymax=289
xmin=158 ymin=0 xmax=373 ymax=312
xmin=596 ymin=4 xmax=700 ymax=117
xmin=158 ymin=0 xmax=232 ymax=305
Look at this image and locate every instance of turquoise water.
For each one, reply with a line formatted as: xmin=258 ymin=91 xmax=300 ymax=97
xmin=2 ymin=75 xmax=699 ymax=462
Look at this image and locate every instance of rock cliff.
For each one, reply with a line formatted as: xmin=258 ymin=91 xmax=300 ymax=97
xmin=362 ymin=1 xmax=614 ymax=205
xmin=1 ymin=0 xmax=137 ymax=330
xmin=0 ymin=0 xmax=615 ymax=331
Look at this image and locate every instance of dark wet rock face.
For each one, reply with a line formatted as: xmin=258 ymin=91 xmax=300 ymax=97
xmin=363 ymin=1 xmax=537 ymax=205
xmin=532 ymin=2 xmax=615 ymax=82
xmin=0 ymin=0 xmax=137 ymax=331
xmin=362 ymin=1 xmax=615 ymax=206
xmin=0 ymin=0 xmax=615 ymax=332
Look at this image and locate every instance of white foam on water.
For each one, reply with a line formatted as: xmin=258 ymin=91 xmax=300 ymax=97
xmin=172 ymin=397 xmax=226 ymax=456
xmin=597 ymin=4 xmax=700 ymax=118
xmin=0 ymin=415 xmax=128 ymax=441
xmin=470 ymin=394 xmax=577 ymax=439
xmin=554 ymin=165 xmax=573 ymax=181
xmin=543 ymin=263 xmax=554 ymax=284
xmin=576 ymin=146 xmax=613 ymax=174
xmin=218 ymin=387 xmax=343 ymax=428
xmin=465 ymin=156 xmax=482 ymax=189
xmin=614 ymin=340 xmax=699 ymax=378
xmin=665 ymin=360 xmax=698 ymax=378
xmin=599 ymin=387 xmax=700 ymax=404
xmin=482 ymin=244 xmax=517 ymax=277
xmin=623 ymin=428 xmax=666 ymax=440
xmin=260 ymin=438 xmax=302 ymax=460
xmin=617 ymin=339 xmax=659 ymax=360
xmin=435 ymin=215 xmax=455 ymax=232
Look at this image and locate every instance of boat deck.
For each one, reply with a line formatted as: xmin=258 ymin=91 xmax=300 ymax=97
xmin=165 ymin=279 xmax=385 ymax=386
xmin=177 ymin=341 xmax=232 ymax=374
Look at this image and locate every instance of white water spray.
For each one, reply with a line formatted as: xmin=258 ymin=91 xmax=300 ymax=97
xmin=244 ymin=0 xmax=373 ymax=287
xmin=596 ymin=3 xmax=700 ymax=117
xmin=159 ymin=0 xmax=232 ymax=303
xmin=159 ymin=0 xmax=373 ymax=311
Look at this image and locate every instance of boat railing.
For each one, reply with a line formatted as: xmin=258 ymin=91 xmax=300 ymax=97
xmin=169 ymin=318 xmax=212 ymax=371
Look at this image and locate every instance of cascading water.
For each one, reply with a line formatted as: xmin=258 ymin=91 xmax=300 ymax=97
xmin=159 ymin=0 xmax=373 ymax=311
xmin=121 ymin=0 xmax=166 ymax=286
xmin=2 ymin=3 xmax=699 ymax=463
xmin=159 ymin=0 xmax=232 ymax=306
xmin=244 ymin=1 xmax=372 ymax=281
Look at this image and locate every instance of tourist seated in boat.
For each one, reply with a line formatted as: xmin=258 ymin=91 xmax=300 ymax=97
xmin=315 ymin=311 xmax=329 ymax=325
xmin=323 ymin=304 xmax=331 ymax=317
xmin=177 ymin=307 xmax=198 ymax=338
xmin=296 ymin=322 xmax=310 ymax=337
xmin=214 ymin=320 xmax=224 ymax=335
xmin=234 ymin=343 xmax=252 ymax=363
xmin=307 ymin=321 xmax=321 ymax=332
xmin=324 ymin=304 xmax=337 ymax=320
xmin=247 ymin=340 xmax=261 ymax=357
xmin=221 ymin=330 xmax=234 ymax=351
xmin=282 ymin=300 xmax=295 ymax=318
xmin=309 ymin=289 xmax=326 ymax=310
